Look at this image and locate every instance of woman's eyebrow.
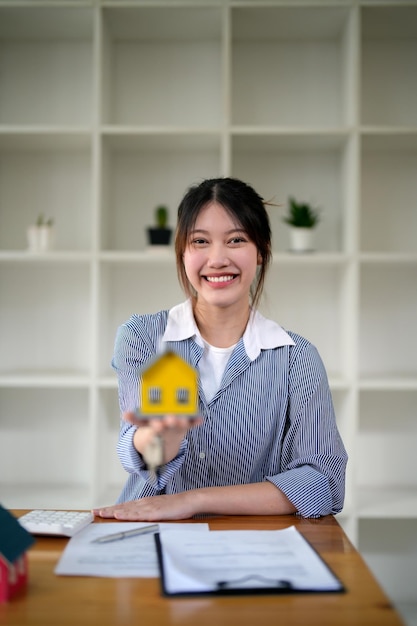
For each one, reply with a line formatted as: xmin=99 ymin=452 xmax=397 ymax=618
xmin=190 ymin=227 xmax=246 ymax=235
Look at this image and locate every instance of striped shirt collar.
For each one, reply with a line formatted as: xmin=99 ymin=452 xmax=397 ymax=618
xmin=162 ymin=299 xmax=295 ymax=361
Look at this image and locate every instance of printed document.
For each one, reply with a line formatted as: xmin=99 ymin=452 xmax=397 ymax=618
xmin=55 ymin=522 xmax=208 ymax=578
xmin=156 ymin=525 xmax=343 ymax=595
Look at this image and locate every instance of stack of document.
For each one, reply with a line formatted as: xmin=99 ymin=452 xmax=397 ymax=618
xmin=55 ymin=522 xmax=343 ymax=596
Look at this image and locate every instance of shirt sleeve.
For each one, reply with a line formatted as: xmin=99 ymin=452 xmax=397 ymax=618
xmin=266 ymin=340 xmax=347 ymax=518
xmin=112 ymin=318 xmax=188 ymax=492
xmin=116 ymin=422 xmax=189 ymax=493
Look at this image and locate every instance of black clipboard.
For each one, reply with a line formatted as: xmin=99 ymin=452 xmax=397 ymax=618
xmin=154 ymin=532 xmax=345 ymax=597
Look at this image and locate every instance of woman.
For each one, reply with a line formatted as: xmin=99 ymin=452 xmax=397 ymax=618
xmin=94 ymin=177 xmax=347 ymax=521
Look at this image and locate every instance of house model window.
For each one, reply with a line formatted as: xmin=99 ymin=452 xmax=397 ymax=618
xmin=139 ymin=350 xmax=198 ymax=417
xmin=148 ymin=387 xmax=162 ymax=404
xmin=176 ymin=388 xmax=189 ymax=404
xmin=148 ymin=386 xmax=189 ymax=406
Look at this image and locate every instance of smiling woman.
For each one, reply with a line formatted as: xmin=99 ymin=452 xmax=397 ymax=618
xmin=181 ymin=201 xmax=260 ymax=335
xmin=94 ymin=177 xmax=347 ymax=523
xmin=175 ymin=177 xmax=271 ymax=313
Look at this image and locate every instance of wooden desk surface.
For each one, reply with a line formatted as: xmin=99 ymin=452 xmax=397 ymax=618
xmin=1 ymin=512 xmax=404 ymax=626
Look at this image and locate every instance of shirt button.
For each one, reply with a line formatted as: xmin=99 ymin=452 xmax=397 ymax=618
xmin=199 ymin=451 xmax=206 ymax=460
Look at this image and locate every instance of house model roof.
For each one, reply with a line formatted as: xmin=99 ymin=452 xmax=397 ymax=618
xmin=0 ymin=505 xmax=35 ymax=565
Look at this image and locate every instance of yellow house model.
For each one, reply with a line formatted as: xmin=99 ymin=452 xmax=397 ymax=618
xmin=139 ymin=350 xmax=198 ymax=417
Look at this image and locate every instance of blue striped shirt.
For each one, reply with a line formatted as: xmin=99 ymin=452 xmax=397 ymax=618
xmin=112 ymin=301 xmax=347 ymax=518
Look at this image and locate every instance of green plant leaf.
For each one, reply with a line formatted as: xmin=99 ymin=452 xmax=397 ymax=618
xmin=155 ymin=205 xmax=168 ymax=228
xmin=283 ymin=197 xmax=320 ymax=228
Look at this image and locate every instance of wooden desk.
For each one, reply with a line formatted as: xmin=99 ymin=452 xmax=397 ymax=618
xmin=1 ymin=512 xmax=404 ymax=626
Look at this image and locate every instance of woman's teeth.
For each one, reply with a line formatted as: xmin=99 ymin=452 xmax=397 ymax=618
xmin=206 ymin=275 xmax=234 ymax=283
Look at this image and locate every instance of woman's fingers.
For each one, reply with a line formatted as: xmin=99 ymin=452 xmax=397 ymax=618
xmin=123 ymin=411 xmax=202 ymax=432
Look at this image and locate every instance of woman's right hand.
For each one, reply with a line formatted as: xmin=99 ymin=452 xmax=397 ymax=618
xmin=123 ymin=411 xmax=202 ymax=465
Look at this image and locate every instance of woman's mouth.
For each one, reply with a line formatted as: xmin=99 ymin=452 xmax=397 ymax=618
xmin=204 ymin=275 xmax=236 ymax=283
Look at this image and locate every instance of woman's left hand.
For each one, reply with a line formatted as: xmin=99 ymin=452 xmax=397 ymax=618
xmin=93 ymin=491 xmax=196 ymax=521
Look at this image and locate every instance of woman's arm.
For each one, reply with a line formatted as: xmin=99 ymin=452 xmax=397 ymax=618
xmin=93 ymin=481 xmax=297 ymax=521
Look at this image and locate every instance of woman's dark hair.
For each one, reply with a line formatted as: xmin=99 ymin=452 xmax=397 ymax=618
xmin=175 ymin=177 xmax=272 ymax=309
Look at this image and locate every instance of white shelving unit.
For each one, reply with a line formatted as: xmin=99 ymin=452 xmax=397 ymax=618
xmin=0 ymin=2 xmax=416 ymax=622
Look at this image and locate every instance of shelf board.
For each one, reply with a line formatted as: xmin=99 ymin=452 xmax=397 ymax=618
xmin=99 ymin=249 xmax=175 ymax=263
xmin=102 ymin=126 xmax=222 ymax=141
xmin=0 ymin=370 xmax=91 ymax=388
xmin=231 ymin=129 xmax=351 ymax=151
xmin=0 ymin=128 xmax=92 ymax=150
xmin=0 ymin=251 xmax=92 ymax=263
xmin=360 ymin=252 xmax=417 ymax=264
xmin=271 ymin=252 xmax=349 ymax=265
xmin=361 ymin=126 xmax=417 ymax=139
xmin=359 ymin=377 xmax=417 ymax=391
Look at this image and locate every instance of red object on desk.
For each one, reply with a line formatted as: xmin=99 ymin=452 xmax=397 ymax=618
xmin=0 ymin=506 xmax=35 ymax=602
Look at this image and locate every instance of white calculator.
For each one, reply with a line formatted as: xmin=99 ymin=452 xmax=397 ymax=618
xmin=18 ymin=509 xmax=94 ymax=537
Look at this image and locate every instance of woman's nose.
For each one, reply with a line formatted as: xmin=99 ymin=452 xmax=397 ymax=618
xmin=206 ymin=244 xmax=230 ymax=268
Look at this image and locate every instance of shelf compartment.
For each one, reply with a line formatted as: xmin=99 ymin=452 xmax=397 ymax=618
xmin=231 ymin=132 xmax=353 ymax=253
xmin=360 ymin=132 xmax=417 ymax=254
xmin=357 ymin=390 xmax=417 ymax=501
xmin=0 ymin=387 xmax=92 ymax=509
xmin=0 ymin=132 xmax=93 ymax=251
xmin=100 ymin=132 xmax=221 ymax=252
xmin=0 ymin=264 xmax=92 ymax=375
xmin=0 ymin=6 xmax=93 ymax=126
xmin=0 ymin=484 xmax=93 ymax=512
xmin=359 ymin=265 xmax=417 ymax=378
xmin=358 ymin=487 xmax=417 ymax=520
xmin=262 ymin=263 xmax=350 ymax=382
xmin=361 ymin=6 xmax=417 ymax=127
xmin=359 ymin=519 xmax=417 ymax=604
xmin=94 ymin=387 xmax=131 ymax=507
xmin=97 ymin=262 xmax=184 ymax=378
xmin=231 ymin=6 xmax=354 ymax=127
xmin=100 ymin=6 xmax=223 ymax=127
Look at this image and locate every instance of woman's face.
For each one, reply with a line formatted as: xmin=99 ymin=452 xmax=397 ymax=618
xmin=182 ymin=201 xmax=260 ymax=311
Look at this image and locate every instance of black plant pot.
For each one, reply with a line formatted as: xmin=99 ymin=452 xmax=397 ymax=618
xmin=147 ymin=228 xmax=172 ymax=246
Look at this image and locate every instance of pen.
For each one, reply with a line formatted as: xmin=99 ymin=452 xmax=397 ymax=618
xmin=91 ymin=523 xmax=159 ymax=544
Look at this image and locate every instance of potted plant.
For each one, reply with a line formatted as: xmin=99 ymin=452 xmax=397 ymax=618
xmin=282 ymin=197 xmax=320 ymax=252
xmin=146 ymin=205 xmax=172 ymax=247
xmin=27 ymin=214 xmax=55 ymax=252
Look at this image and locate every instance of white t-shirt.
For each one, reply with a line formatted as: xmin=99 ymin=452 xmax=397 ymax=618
xmin=199 ymin=340 xmax=236 ymax=402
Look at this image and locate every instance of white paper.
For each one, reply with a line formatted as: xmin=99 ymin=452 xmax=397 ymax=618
xmin=55 ymin=522 xmax=209 ymax=578
xmin=158 ymin=525 xmax=342 ymax=594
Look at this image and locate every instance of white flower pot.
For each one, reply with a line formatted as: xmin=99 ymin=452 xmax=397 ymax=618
xmin=27 ymin=225 xmax=54 ymax=252
xmin=289 ymin=227 xmax=315 ymax=253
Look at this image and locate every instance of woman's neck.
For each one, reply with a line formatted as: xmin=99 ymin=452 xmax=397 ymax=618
xmin=193 ymin=301 xmax=250 ymax=348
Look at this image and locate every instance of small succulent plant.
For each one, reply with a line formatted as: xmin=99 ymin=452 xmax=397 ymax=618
xmin=155 ymin=205 xmax=169 ymax=229
xmin=36 ymin=213 xmax=54 ymax=227
xmin=283 ymin=197 xmax=320 ymax=228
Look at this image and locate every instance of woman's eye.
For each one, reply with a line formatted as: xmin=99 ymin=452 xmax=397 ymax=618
xmin=191 ymin=238 xmax=207 ymax=245
xmin=229 ymin=236 xmax=246 ymax=245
